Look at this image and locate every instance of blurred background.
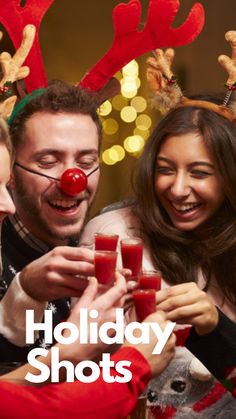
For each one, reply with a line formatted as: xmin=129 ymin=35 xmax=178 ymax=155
xmin=1 ymin=0 xmax=236 ymax=218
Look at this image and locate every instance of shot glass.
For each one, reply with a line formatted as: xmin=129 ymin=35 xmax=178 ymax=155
xmin=120 ymin=237 xmax=143 ymax=279
xmin=132 ymin=289 xmax=156 ymax=322
xmin=94 ymin=250 xmax=117 ymax=286
xmin=138 ymin=270 xmax=161 ymax=291
xmin=95 ymin=233 xmax=119 ymax=251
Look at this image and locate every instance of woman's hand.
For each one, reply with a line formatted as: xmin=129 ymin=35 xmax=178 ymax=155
xmin=155 ymin=282 xmax=219 ymax=335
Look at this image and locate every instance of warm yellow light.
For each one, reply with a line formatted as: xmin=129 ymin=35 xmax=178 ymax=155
xmin=131 ymin=96 xmax=147 ymax=113
xmin=120 ymin=106 xmax=137 ymax=123
xmin=121 ymin=85 xmax=138 ymax=99
xmin=120 ymin=77 xmax=138 ymax=99
xmin=135 ymin=114 xmax=152 ymax=130
xmin=102 ymin=149 xmax=117 ymax=165
xmin=112 ymin=95 xmax=128 ymax=111
xmin=133 ymin=127 xmax=150 ymax=140
xmin=122 ymin=60 xmax=139 ymax=77
xmin=111 ymin=145 xmax=125 ymax=161
xmin=98 ymin=100 xmax=112 ymax=116
xmin=123 ymin=135 xmax=145 ymax=153
xmin=103 ymin=118 xmax=119 ymax=135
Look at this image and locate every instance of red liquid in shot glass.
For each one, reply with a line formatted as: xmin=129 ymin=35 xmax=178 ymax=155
xmin=121 ymin=238 xmax=143 ymax=277
xmin=133 ymin=289 xmax=156 ymax=322
xmin=138 ymin=271 xmax=161 ymax=291
xmin=94 ymin=251 xmax=117 ymax=285
xmin=95 ymin=233 xmax=119 ymax=251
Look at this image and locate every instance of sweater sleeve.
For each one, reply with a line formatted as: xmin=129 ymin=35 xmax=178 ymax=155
xmin=185 ymin=309 xmax=236 ymax=395
xmin=0 ymin=273 xmax=47 ymax=346
xmin=0 ymin=347 xmax=151 ymax=419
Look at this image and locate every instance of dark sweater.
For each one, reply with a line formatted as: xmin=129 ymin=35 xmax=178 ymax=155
xmin=0 ymin=217 xmax=70 ymax=362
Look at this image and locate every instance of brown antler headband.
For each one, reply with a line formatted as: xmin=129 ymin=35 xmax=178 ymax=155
xmin=0 ymin=24 xmax=36 ymax=119
xmin=147 ymin=30 xmax=236 ymax=123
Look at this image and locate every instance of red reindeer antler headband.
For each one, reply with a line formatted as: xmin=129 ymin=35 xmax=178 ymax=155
xmin=0 ymin=0 xmax=205 ymax=102
xmin=0 ymin=1 xmax=205 ymax=197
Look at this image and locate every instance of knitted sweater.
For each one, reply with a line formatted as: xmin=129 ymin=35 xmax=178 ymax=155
xmin=0 ymin=217 xmax=70 ymax=362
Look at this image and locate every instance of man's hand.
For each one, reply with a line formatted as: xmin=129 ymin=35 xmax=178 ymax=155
xmin=19 ymin=246 xmax=95 ymax=301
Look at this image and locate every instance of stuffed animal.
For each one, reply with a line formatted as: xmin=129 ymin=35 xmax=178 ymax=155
xmin=146 ymin=347 xmax=236 ymax=418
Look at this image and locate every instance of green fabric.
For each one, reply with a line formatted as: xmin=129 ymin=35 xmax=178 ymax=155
xmin=8 ymin=88 xmax=46 ymax=125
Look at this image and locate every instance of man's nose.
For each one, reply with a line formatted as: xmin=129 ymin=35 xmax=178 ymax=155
xmin=169 ymin=173 xmax=191 ymax=199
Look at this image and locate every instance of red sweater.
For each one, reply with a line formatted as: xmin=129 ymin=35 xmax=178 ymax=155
xmin=0 ymin=347 xmax=151 ymax=419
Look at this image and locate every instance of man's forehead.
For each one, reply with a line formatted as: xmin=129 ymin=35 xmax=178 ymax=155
xmin=17 ymin=112 xmax=100 ymax=153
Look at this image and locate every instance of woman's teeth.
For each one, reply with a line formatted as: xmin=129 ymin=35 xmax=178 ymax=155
xmin=172 ymin=202 xmax=200 ymax=213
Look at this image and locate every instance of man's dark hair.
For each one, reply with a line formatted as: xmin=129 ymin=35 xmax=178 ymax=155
xmin=10 ymin=80 xmax=102 ymax=149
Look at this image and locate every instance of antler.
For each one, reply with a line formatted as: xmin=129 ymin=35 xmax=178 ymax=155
xmin=0 ymin=24 xmax=35 ymax=87
xmin=218 ymin=31 xmax=236 ymax=106
xmin=0 ymin=0 xmax=55 ymax=92
xmin=80 ymin=0 xmax=205 ymax=92
xmin=146 ymin=48 xmax=183 ymax=114
xmin=146 ymin=30 xmax=236 ymax=123
xmin=0 ymin=25 xmax=36 ymax=119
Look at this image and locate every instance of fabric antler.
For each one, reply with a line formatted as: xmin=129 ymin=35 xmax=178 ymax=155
xmin=79 ymin=0 xmax=205 ymax=92
xmin=0 ymin=0 xmax=55 ymax=92
xmin=146 ymin=48 xmax=183 ymax=114
xmin=218 ymin=31 xmax=236 ymax=107
xmin=0 ymin=24 xmax=36 ymax=119
xmin=0 ymin=0 xmax=205 ymax=108
xmin=146 ymin=29 xmax=236 ymax=123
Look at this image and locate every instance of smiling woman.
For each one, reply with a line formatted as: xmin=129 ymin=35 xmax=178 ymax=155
xmin=154 ymin=132 xmax=225 ymax=233
xmin=79 ymin=101 xmax=236 ymax=413
xmin=133 ymin=105 xmax=236 ymax=305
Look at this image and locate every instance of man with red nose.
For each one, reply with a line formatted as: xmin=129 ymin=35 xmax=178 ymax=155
xmin=0 ymin=81 xmax=103 ymax=361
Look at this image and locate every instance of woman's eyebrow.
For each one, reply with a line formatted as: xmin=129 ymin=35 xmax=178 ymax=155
xmin=189 ymin=161 xmax=215 ymax=169
xmin=156 ymin=156 xmax=215 ymax=169
xmin=156 ymin=156 xmax=173 ymax=163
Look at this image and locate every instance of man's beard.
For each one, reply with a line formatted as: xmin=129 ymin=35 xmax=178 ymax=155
xmin=12 ymin=178 xmax=90 ymax=245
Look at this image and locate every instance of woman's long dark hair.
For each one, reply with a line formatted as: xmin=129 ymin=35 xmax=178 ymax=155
xmin=133 ymin=106 xmax=236 ymax=305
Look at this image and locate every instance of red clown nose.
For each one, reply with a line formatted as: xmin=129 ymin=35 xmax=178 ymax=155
xmin=60 ymin=168 xmax=88 ymax=196
xmin=14 ymin=163 xmax=99 ymax=196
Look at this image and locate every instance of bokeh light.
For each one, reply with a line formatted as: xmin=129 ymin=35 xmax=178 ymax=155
xmin=133 ymin=127 xmax=150 ymax=140
xmin=112 ymin=95 xmax=128 ymax=111
xmin=135 ymin=114 xmax=152 ymax=130
xmin=123 ymin=135 xmax=145 ymax=154
xmin=131 ymin=96 xmax=147 ymax=113
xmin=122 ymin=60 xmax=139 ymax=77
xmin=102 ymin=148 xmax=118 ymax=165
xmin=98 ymin=100 xmax=112 ymax=116
xmin=103 ymin=118 xmax=119 ymax=135
xmin=120 ymin=106 xmax=137 ymax=123
xmin=111 ymin=145 xmax=125 ymax=161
